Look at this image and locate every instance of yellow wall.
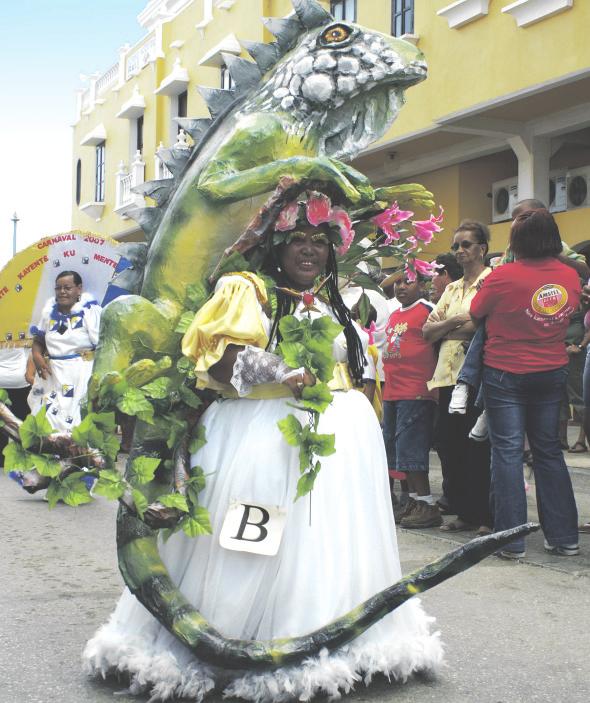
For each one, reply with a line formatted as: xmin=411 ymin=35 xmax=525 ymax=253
xmin=373 ymin=1 xmax=590 ymax=143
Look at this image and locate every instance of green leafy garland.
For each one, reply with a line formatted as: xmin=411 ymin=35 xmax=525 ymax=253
xmin=275 ymin=313 xmax=342 ymax=500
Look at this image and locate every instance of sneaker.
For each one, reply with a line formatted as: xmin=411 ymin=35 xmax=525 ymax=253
xmin=449 ymin=383 xmax=469 ymax=414
xmin=401 ymin=501 xmax=443 ymax=529
xmin=498 ymin=550 xmax=526 ymax=560
xmin=469 ymin=410 xmax=488 ymax=442
xmin=543 ymin=539 xmax=579 ymax=556
xmin=394 ymin=497 xmax=417 ymax=522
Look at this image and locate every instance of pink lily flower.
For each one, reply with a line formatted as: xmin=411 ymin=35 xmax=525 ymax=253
xmin=332 ymin=207 xmax=354 ymax=254
xmin=406 ymin=235 xmax=418 ymax=251
xmin=404 ymin=258 xmax=441 ymax=283
xmin=306 ymin=192 xmax=332 ymax=226
xmin=411 ymin=206 xmax=444 ymax=244
xmin=275 ymin=201 xmax=299 ymax=231
xmin=362 ymin=320 xmax=377 ymax=346
xmin=372 ymin=202 xmax=414 ymax=245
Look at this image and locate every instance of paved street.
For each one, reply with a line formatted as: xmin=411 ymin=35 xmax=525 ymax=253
xmin=1 ymin=441 xmax=589 ymax=703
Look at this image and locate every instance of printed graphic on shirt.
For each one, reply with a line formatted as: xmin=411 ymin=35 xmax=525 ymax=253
xmin=384 ymin=321 xmax=408 ymax=359
xmin=531 ymin=284 xmax=568 ymax=316
xmin=62 ymin=384 xmax=75 ymax=398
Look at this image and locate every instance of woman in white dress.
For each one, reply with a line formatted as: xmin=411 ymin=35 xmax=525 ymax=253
xmin=29 ymin=270 xmax=101 ymax=431
xmin=83 ymin=209 xmax=443 ymax=701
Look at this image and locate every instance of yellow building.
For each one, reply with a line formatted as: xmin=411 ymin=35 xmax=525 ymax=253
xmin=72 ymin=0 xmax=590 ymax=258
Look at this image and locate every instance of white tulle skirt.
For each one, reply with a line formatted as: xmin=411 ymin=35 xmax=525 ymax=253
xmin=83 ymin=390 xmax=443 ymax=701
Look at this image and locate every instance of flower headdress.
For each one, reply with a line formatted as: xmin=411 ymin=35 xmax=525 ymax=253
xmin=273 ymin=192 xmax=355 ymax=256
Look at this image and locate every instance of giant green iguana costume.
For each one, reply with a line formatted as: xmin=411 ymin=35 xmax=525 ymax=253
xmin=1 ymin=0 xmax=537 ymax=672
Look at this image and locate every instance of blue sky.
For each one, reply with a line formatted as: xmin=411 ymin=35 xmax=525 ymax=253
xmin=0 ymin=0 xmax=147 ymax=267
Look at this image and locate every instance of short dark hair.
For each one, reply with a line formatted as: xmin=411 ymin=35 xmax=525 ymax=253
xmin=511 ymin=198 xmax=546 ymax=219
xmin=435 ymin=253 xmax=463 ymax=281
xmin=454 ymin=220 xmax=490 ymax=256
xmin=56 ymin=270 xmax=82 ymax=286
xmin=510 ymin=209 xmax=562 ymax=259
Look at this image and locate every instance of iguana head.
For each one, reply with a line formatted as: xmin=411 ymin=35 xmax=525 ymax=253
xmin=243 ymin=21 xmax=426 ymax=159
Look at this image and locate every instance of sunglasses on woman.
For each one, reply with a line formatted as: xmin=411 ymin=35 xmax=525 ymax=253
xmin=451 ymin=240 xmax=476 ymax=252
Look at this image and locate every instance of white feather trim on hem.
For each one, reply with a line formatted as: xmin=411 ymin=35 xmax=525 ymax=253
xmin=82 ymin=620 xmax=444 ymax=703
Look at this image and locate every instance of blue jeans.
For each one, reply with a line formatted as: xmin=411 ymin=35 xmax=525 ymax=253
xmin=458 ymin=325 xmax=485 ymax=408
xmin=383 ymin=399 xmax=435 ymax=473
xmin=483 ymin=365 xmax=578 ymax=553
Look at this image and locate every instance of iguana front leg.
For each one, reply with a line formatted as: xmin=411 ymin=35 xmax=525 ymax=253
xmin=198 ymin=154 xmax=373 ymax=205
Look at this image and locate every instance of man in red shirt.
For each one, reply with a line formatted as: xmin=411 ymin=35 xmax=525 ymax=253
xmin=382 ymin=274 xmax=441 ymax=528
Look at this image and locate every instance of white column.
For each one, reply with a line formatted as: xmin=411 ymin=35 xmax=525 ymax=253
xmin=117 ymin=44 xmax=131 ymax=89
xmin=115 ymin=160 xmax=128 ymax=209
xmin=508 ymin=134 xmax=551 ymax=206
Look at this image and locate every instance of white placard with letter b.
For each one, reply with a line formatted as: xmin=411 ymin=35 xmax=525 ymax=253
xmin=219 ymin=500 xmax=287 ymax=556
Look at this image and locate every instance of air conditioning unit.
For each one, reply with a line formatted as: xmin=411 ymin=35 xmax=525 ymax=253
xmin=492 ymin=178 xmax=518 ymax=223
xmin=567 ymin=167 xmax=590 ymax=210
xmin=549 ymin=171 xmax=567 ymax=213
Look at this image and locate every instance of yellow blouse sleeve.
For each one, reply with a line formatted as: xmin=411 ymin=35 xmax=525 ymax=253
xmin=181 ymin=273 xmax=269 ymax=388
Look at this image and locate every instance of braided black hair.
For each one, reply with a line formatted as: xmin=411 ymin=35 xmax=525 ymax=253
xmin=262 ymin=241 xmax=366 ymax=386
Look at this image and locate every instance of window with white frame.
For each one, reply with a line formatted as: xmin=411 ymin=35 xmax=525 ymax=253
xmin=330 ymin=0 xmax=356 ymax=21
xmin=75 ymin=159 xmax=82 ymax=206
xmin=392 ymin=0 xmax=414 ymax=36
xmin=95 ymin=142 xmax=105 ymax=202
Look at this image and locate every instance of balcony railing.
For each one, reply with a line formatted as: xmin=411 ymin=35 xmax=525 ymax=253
xmin=115 ymin=151 xmax=146 ymax=216
xmin=96 ymin=62 xmax=120 ymax=96
xmin=126 ymin=34 xmax=157 ymax=79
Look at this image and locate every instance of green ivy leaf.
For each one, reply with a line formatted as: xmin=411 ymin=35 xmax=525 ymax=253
xmin=278 ymin=315 xmax=308 ymax=343
xmin=45 ymin=480 xmax=64 ymax=509
xmin=129 ymin=456 xmax=161 ymax=485
xmin=300 ymin=383 xmax=333 ymax=413
xmin=309 ymin=431 xmax=336 ymax=457
xmin=101 ymin=433 xmax=122 ymax=461
xmin=59 ymin=472 xmax=93 ymax=507
xmin=277 ymin=414 xmax=302 ymax=446
xmin=310 ymin=316 xmax=343 ymax=345
xmin=163 ymin=414 xmax=188 ymax=450
xmin=158 ymin=493 xmax=189 ymax=513
xmin=0 ymin=388 xmax=11 ymax=404
xmin=277 ymin=341 xmax=310 ymax=370
xmin=175 ymin=311 xmax=196 ymax=334
xmin=141 ymin=377 xmax=171 ymax=399
xmin=295 ymin=470 xmax=317 ymax=500
xmin=357 ymin=292 xmax=371 ymax=327
xmin=178 ymin=384 xmax=202 ymax=410
xmin=30 ymin=453 xmax=61 ymax=478
xmin=117 ymin=388 xmax=154 ymax=424
xmin=186 ymin=468 xmax=206 ymax=506
xmin=132 ymin=488 xmax=148 ymax=518
xmin=186 ymin=282 xmax=209 ymax=310
xmin=3 ymin=442 xmax=33 ymax=472
xmin=19 ymin=407 xmax=53 ymax=450
xmin=306 ymin=340 xmax=336 ymax=383
xmin=188 ymin=425 xmax=207 ymax=454
xmin=93 ymin=469 xmax=126 ymax=500
xmin=182 ymin=505 xmax=212 ymax=536
xmin=176 ymin=356 xmax=193 ymax=375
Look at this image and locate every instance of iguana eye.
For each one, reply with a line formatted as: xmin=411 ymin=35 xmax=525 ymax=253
xmin=320 ymin=23 xmax=352 ymax=45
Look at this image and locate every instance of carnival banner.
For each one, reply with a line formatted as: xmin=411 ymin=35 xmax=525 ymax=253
xmin=0 ymin=230 xmax=123 ymax=349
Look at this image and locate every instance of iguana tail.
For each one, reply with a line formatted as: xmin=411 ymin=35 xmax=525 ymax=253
xmin=117 ymin=513 xmax=538 ymax=671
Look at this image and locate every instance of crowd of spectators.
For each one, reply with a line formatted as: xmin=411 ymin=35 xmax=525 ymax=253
xmin=377 ymin=200 xmax=590 ymax=556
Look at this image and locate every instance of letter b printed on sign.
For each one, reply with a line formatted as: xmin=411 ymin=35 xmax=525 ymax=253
xmin=220 ymin=500 xmax=287 ymax=556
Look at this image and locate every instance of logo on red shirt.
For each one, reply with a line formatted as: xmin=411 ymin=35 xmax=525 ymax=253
xmin=531 ymin=284 xmax=568 ymax=316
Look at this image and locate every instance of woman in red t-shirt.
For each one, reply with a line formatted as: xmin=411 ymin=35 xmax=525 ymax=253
xmin=471 ymin=209 xmax=581 ymax=558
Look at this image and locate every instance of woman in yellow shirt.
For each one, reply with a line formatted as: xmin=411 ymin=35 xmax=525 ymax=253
xmin=423 ymin=220 xmax=492 ymax=535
